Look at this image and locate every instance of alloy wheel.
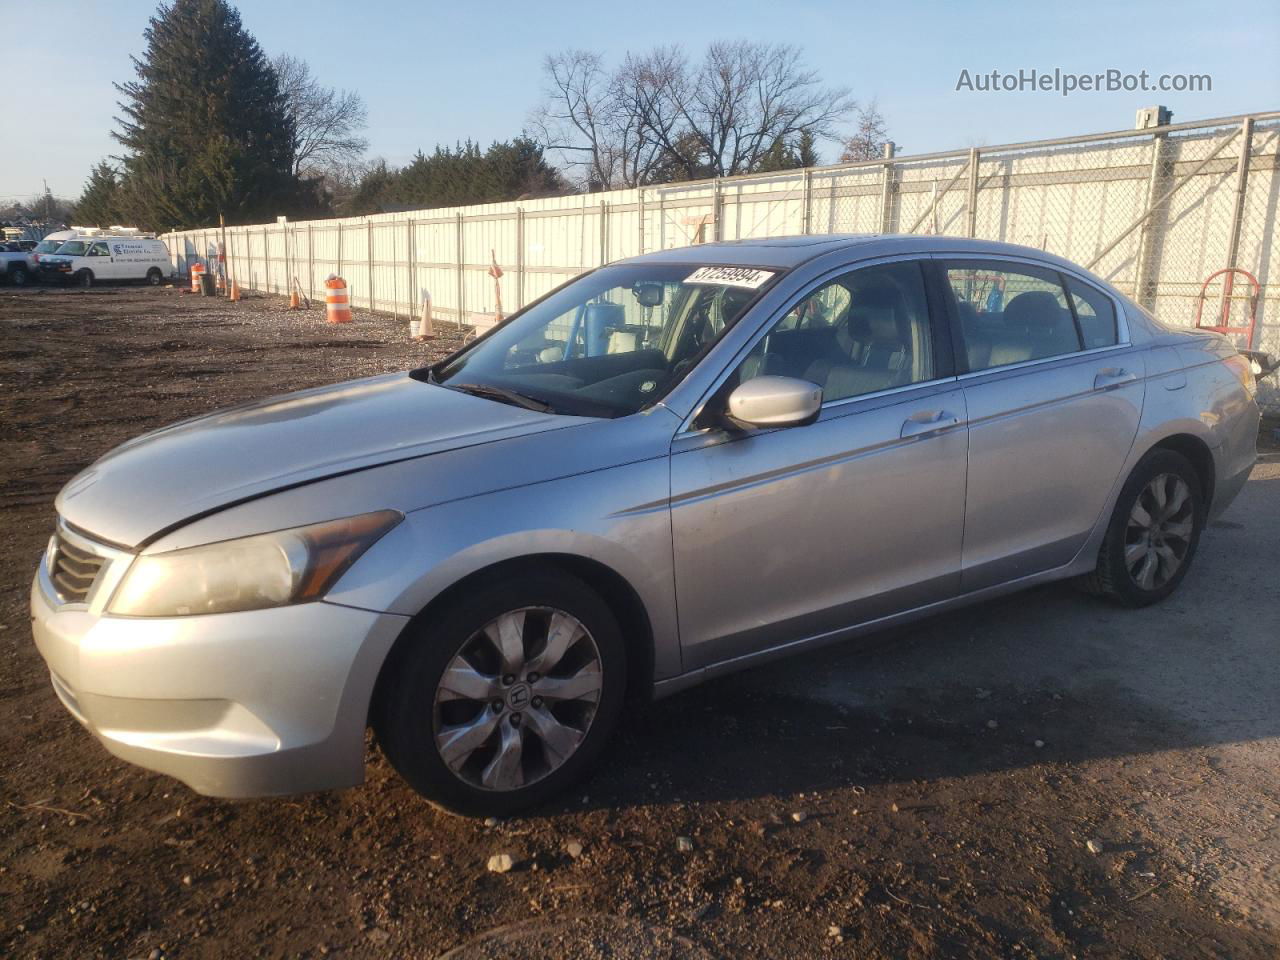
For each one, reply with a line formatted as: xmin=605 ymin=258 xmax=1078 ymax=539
xmin=432 ymin=606 xmax=604 ymax=792
xmin=1124 ymin=473 xmax=1194 ymax=590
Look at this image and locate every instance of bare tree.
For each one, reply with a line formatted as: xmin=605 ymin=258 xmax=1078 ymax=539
xmin=839 ymin=100 xmax=892 ymax=163
xmin=273 ymin=54 xmax=369 ymax=177
xmin=529 ymin=50 xmax=620 ymax=190
xmin=532 ymin=42 xmax=852 ymax=188
xmin=680 ymin=42 xmax=851 ymax=177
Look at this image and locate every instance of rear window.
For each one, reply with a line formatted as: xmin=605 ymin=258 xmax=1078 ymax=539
xmin=1064 ymin=276 xmax=1118 ymax=349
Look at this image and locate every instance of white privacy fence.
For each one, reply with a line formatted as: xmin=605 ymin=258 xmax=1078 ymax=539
xmin=165 ymin=110 xmax=1280 ymax=404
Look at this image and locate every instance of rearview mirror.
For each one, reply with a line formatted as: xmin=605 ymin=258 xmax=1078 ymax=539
xmin=726 ymin=376 xmax=822 ymax=428
xmin=632 ymin=282 xmax=664 ymax=307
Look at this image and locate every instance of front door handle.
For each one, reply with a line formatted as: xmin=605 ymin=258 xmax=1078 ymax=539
xmin=900 ymin=409 xmax=961 ymax=438
xmin=1093 ymin=367 xmax=1137 ymax=390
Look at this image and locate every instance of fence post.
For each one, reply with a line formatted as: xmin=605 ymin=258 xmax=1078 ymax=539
xmin=455 ymin=212 xmax=465 ymax=329
xmin=516 ymin=209 xmax=525 ymax=309
xmin=637 ymin=188 xmax=645 ymax=256
xmin=261 ymin=227 xmax=268 ymax=292
xmin=1224 ymin=117 xmax=1255 ymax=274
xmin=801 ymin=168 xmax=813 ymax=234
xmin=337 ymin=221 xmax=343 ymax=282
xmin=965 ymin=147 xmax=980 ymax=238
xmin=1134 ymin=130 xmax=1172 ymax=308
xmin=389 ymin=223 xmax=398 ymax=322
xmin=306 ymin=223 xmax=314 ymax=302
xmin=406 ymin=219 xmax=415 ymax=320
xmin=366 ymin=220 xmax=374 ymax=311
xmin=712 ymin=178 xmax=723 ymax=242
xmin=879 ymin=160 xmax=895 ymax=233
xmin=600 ymin=200 xmax=608 ymax=264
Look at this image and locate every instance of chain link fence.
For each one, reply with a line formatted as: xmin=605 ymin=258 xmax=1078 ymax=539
xmin=166 ymin=110 xmax=1280 ymax=408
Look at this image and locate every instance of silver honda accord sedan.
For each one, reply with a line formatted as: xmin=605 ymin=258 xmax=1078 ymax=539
xmin=31 ymin=235 xmax=1259 ymax=815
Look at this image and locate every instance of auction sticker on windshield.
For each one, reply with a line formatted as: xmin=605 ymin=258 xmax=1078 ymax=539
xmin=685 ymin=266 xmax=775 ymax=289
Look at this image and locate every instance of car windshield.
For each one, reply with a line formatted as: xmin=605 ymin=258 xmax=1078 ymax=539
xmin=57 ymin=241 xmax=88 ymax=256
xmin=34 ymin=239 xmax=65 ymax=254
xmin=428 ymin=263 xmax=781 ymax=417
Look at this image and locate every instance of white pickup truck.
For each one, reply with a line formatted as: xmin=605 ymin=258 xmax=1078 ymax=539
xmin=0 ymin=242 xmax=37 ymax=285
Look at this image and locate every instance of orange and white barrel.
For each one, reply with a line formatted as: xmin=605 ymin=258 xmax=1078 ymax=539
xmin=324 ymin=274 xmax=352 ymax=324
xmin=190 ymin=262 xmax=205 ymax=293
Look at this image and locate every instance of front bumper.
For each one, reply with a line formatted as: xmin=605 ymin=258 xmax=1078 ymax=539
xmin=31 ymin=572 xmax=409 ymax=798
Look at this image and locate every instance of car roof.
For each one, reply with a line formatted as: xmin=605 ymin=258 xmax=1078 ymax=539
xmin=617 ymin=234 xmax=1097 ymax=274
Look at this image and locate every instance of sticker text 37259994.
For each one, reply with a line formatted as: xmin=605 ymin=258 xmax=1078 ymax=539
xmin=684 ymin=266 xmax=775 ymax=289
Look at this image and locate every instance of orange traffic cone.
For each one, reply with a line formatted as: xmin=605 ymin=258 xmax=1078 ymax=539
xmin=289 ymin=286 xmax=301 ymax=310
xmin=229 ymin=280 xmax=240 ymax=302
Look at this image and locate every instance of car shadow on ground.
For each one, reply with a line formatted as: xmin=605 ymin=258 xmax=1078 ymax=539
xmin=562 ymin=470 xmax=1280 ymax=814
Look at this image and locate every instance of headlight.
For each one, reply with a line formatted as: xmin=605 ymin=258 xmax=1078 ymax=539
xmin=108 ymin=510 xmax=402 ymax=617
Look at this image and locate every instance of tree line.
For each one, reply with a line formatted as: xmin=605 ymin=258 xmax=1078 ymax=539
xmin=73 ymin=0 xmax=891 ymax=231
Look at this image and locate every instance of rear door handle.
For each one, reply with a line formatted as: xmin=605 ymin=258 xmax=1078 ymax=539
xmin=901 ymin=409 xmax=961 ymax=438
xmin=1093 ymin=367 xmax=1137 ymax=390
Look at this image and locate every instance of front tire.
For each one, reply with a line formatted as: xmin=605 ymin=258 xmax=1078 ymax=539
xmin=9 ymin=266 xmax=28 ymax=286
xmin=373 ymin=571 xmax=627 ymax=816
xmin=74 ymin=269 xmax=94 ymax=288
xmin=1082 ymin=449 xmax=1204 ymax=607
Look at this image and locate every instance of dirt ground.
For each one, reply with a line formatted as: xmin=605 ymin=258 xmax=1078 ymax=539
xmin=1 ymin=284 xmax=1278 ymax=960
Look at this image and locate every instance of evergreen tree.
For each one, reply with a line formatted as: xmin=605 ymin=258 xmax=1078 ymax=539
xmin=72 ymin=162 xmax=124 ymax=227
xmin=349 ymin=139 xmax=566 ymax=215
xmin=754 ymin=130 xmax=821 ymax=173
xmin=113 ymin=0 xmax=304 ymax=229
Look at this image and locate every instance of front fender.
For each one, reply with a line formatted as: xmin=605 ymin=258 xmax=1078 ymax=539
xmin=324 ymin=455 xmax=680 ymax=680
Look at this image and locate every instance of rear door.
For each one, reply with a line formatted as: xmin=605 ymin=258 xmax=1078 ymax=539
xmin=669 ymin=257 xmax=968 ymax=669
xmin=940 ymin=258 xmax=1145 ymax=591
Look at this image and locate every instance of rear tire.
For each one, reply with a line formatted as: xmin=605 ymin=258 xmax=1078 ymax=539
xmin=74 ymin=269 xmax=94 ymax=288
xmin=373 ymin=571 xmax=627 ymax=816
xmin=1081 ymin=449 xmax=1204 ymax=607
xmin=146 ymin=268 xmax=163 ymax=286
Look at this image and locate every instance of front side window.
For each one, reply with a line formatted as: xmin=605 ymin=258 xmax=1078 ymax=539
xmin=88 ymin=242 xmax=110 ymax=258
xmin=734 ymin=260 xmax=936 ymax=403
xmin=945 ymin=262 xmax=1083 ymax=371
xmin=430 ymin=263 xmax=781 ymax=417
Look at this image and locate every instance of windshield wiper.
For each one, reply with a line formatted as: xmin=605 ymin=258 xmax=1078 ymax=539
xmin=447 ymin=382 xmax=553 ymax=413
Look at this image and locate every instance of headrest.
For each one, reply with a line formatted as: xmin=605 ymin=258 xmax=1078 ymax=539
xmin=862 ymin=309 xmax=899 ymax=340
xmin=1003 ymin=290 xmax=1062 ymax=329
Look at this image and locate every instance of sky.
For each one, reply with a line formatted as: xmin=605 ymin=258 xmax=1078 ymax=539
xmin=6 ymin=0 xmax=1279 ymax=201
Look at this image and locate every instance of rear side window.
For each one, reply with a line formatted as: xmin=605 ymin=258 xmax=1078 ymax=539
xmin=945 ymin=262 xmax=1082 ymax=372
xmin=1064 ymin=276 xmax=1118 ymax=349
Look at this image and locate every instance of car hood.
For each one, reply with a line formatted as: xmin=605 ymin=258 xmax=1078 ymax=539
xmin=56 ymin=373 xmax=584 ymax=548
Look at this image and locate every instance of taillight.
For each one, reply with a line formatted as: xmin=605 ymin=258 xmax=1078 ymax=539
xmin=1222 ymin=353 xmax=1257 ymax=397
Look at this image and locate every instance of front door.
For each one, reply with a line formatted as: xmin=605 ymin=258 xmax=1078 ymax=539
xmin=669 ymin=258 xmax=968 ymax=670
xmin=940 ymin=259 xmax=1145 ymax=591
xmin=85 ymin=241 xmax=118 ymax=279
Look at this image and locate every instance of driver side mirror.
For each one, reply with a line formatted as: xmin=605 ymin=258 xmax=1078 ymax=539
xmin=725 ymin=376 xmax=822 ymax=429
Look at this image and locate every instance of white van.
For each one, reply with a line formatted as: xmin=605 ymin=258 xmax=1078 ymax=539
xmin=31 ymin=230 xmax=78 ymax=266
xmin=41 ymin=232 xmax=171 ymax=287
